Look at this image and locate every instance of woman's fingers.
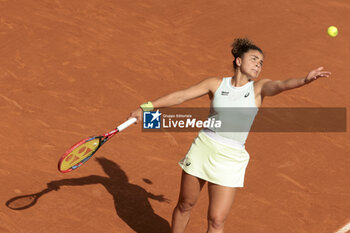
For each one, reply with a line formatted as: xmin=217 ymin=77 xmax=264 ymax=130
xmin=305 ymin=68 xmax=331 ymax=84
xmin=128 ymin=108 xmax=142 ymax=123
xmin=316 ymin=71 xmax=331 ymax=78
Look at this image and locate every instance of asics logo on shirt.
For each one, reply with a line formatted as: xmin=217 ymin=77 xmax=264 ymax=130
xmin=244 ymin=92 xmax=250 ymax=98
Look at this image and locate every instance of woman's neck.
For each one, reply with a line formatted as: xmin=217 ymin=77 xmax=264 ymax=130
xmin=231 ymin=72 xmax=251 ymax=87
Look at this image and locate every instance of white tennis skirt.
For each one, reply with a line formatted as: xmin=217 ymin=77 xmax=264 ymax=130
xmin=179 ymin=131 xmax=250 ymax=187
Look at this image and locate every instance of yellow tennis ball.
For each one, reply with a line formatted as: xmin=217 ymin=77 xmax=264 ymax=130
xmin=327 ymin=26 xmax=338 ymax=37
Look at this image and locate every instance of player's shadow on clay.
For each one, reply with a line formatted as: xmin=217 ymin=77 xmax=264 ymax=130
xmin=6 ymin=157 xmax=171 ymax=233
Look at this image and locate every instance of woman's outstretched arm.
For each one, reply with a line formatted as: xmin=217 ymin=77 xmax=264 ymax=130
xmin=260 ymin=67 xmax=331 ymax=97
xmin=129 ymin=77 xmax=220 ymax=122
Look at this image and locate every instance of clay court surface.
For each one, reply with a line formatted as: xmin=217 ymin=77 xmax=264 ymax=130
xmin=1 ymin=0 xmax=349 ymax=232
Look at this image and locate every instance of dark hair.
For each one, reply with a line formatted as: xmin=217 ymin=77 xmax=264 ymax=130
xmin=231 ymin=38 xmax=263 ymax=69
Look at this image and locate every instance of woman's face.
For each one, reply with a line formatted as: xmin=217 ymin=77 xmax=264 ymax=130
xmin=237 ymin=49 xmax=264 ymax=79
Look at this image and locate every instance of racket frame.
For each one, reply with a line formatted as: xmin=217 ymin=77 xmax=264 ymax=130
xmin=58 ymin=118 xmax=136 ymax=173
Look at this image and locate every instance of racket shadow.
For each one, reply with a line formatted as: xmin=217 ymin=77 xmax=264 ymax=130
xmin=5 ymin=188 xmax=54 ymax=210
xmin=48 ymin=157 xmax=171 ymax=233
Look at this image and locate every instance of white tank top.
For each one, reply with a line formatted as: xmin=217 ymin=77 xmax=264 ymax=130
xmin=202 ymin=77 xmax=258 ymax=147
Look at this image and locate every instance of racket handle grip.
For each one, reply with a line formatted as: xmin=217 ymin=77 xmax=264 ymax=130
xmin=117 ymin=118 xmax=137 ymax=132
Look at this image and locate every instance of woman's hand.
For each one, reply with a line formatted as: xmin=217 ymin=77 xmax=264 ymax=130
xmin=304 ymin=67 xmax=331 ymax=84
xmin=129 ymin=108 xmax=143 ymax=123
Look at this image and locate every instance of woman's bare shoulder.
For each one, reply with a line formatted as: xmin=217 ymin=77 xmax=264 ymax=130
xmin=205 ymin=76 xmax=222 ymax=82
xmin=204 ymin=77 xmax=223 ymax=93
xmin=254 ymin=78 xmax=272 ymax=86
xmin=253 ymin=78 xmax=272 ymax=97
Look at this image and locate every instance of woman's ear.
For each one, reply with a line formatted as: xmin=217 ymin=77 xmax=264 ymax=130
xmin=235 ymin=57 xmax=242 ymax=67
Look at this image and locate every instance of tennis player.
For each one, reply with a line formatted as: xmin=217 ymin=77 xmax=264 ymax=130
xmin=129 ymin=38 xmax=330 ymax=233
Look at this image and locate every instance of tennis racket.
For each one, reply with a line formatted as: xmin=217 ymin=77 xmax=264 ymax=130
xmin=58 ymin=118 xmax=137 ymax=173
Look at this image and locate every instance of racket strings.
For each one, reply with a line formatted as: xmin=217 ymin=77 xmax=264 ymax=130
xmin=59 ymin=138 xmax=101 ymax=172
